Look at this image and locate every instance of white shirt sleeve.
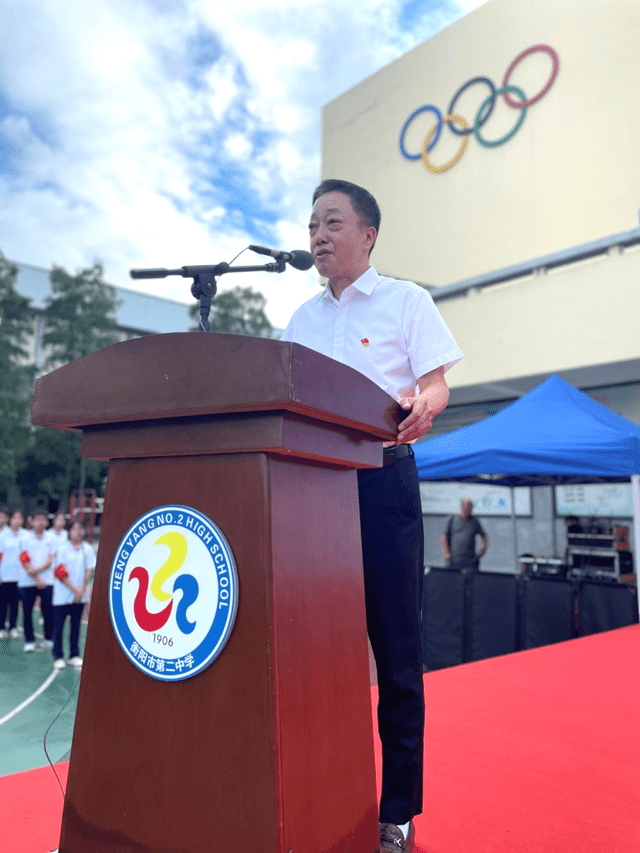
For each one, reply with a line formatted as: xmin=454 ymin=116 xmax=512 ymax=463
xmin=402 ymin=286 xmax=463 ymax=379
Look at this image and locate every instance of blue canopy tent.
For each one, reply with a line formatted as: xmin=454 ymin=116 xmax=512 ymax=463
xmin=414 ymin=375 xmax=640 ymax=609
xmin=414 ymin=375 xmax=640 ymax=485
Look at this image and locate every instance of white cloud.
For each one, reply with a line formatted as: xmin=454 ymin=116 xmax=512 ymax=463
xmin=206 ymin=65 xmax=241 ymax=119
xmin=223 ymin=132 xmax=253 ymax=160
xmin=0 ymin=0 xmax=484 ymax=325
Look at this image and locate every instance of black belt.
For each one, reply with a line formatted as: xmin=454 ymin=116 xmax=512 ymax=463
xmin=382 ymin=444 xmax=413 ymax=466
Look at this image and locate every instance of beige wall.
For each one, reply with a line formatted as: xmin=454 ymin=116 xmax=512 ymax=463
xmin=322 ymin=0 xmax=640 ymax=288
xmin=436 ymin=243 xmax=640 ymax=389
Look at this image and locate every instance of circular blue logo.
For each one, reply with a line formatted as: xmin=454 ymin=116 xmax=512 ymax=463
xmin=108 ymin=505 xmax=239 ymax=681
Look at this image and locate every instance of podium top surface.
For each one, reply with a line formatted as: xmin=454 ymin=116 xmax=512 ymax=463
xmin=32 ymin=333 xmax=400 ymax=439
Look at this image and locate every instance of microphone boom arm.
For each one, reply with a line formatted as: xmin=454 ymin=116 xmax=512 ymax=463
xmin=129 ymin=259 xmax=287 ymax=332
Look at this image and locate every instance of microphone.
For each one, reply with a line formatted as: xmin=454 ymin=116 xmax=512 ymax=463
xmin=249 ymin=245 xmax=314 ymax=271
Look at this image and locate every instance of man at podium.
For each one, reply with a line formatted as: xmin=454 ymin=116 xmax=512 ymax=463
xmin=281 ymin=179 xmax=462 ymax=852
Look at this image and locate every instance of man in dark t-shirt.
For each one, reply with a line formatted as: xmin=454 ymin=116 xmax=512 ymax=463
xmin=441 ymin=498 xmax=488 ymax=570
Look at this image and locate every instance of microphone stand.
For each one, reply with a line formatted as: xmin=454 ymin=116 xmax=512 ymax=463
xmin=130 ymin=260 xmax=286 ymax=332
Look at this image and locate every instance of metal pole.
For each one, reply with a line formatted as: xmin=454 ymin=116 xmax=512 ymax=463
xmin=631 ymin=475 xmax=640 ymax=621
xmin=79 ymin=456 xmax=86 ymax=519
xmin=511 ymin=486 xmax=519 ymax=572
xmin=550 ymin=485 xmax=558 ymax=558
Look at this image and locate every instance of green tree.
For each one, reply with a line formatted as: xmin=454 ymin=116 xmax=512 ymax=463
xmin=43 ymin=260 xmax=122 ymax=367
xmin=190 ymin=285 xmax=273 ymax=337
xmin=13 ymin=260 xmax=120 ymax=508
xmin=0 ymin=251 xmax=36 ymax=501
xmin=16 ymin=429 xmax=106 ymax=508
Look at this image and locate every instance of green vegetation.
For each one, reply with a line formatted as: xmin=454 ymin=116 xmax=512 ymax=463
xmin=0 ymin=252 xmax=36 ymax=503
xmin=189 ymin=284 xmax=273 ymax=337
xmin=0 ymin=254 xmax=120 ymax=510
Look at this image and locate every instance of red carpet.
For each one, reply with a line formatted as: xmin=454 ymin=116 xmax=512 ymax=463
xmin=0 ymin=760 xmax=68 ymax=853
xmin=2 ymin=626 xmax=639 ymax=853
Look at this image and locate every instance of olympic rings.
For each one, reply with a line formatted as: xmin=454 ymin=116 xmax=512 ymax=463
xmin=399 ymin=43 xmax=559 ymax=173
xmin=502 ymin=44 xmax=559 ymax=108
xmin=422 ymin=115 xmax=469 ymax=173
xmin=399 ymin=105 xmax=442 ymax=159
xmin=447 ymin=77 xmax=496 ymax=137
xmin=473 ymin=85 xmax=527 ymax=147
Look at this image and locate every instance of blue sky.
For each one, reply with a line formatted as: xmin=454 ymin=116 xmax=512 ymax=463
xmin=0 ymin=0 xmax=483 ymax=327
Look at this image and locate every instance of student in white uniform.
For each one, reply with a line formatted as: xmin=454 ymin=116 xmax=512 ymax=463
xmin=48 ymin=511 xmax=68 ymax=548
xmin=19 ymin=509 xmax=56 ymax=651
xmin=52 ymin=520 xmax=96 ymax=669
xmin=0 ymin=510 xmax=28 ymax=639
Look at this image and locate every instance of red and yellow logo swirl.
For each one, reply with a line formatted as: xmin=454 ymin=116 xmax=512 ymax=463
xmin=128 ymin=532 xmax=199 ymax=635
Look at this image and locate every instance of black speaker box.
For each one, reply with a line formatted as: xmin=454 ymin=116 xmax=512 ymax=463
xmin=422 ymin=567 xmax=466 ymax=671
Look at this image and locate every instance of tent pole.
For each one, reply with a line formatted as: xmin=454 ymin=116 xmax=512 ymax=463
xmin=511 ymin=486 xmax=519 ymax=573
xmin=550 ymin=485 xmax=558 ymax=558
xmin=631 ymin=475 xmax=640 ymax=622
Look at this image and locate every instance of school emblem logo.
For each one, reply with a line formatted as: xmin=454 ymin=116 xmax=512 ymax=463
xmin=109 ymin=505 xmax=238 ymax=682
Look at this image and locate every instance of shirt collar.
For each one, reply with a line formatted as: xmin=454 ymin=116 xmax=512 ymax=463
xmin=321 ymin=266 xmax=379 ymax=305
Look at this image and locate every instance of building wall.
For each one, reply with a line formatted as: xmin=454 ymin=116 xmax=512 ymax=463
xmin=436 ymin=243 xmax=640 ymax=391
xmin=321 ymin=0 xmax=640 ymax=399
xmin=323 ymin=0 xmax=640 ymax=287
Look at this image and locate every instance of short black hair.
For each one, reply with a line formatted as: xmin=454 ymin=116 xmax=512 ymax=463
xmin=312 ymin=179 xmax=381 ymax=236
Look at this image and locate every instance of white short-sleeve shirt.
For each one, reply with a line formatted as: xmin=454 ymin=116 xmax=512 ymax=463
xmin=0 ymin=527 xmax=28 ymax=583
xmin=48 ymin=528 xmax=68 ymax=548
xmin=52 ymin=540 xmax=96 ymax=606
xmin=280 ymin=266 xmax=462 ymax=400
xmin=19 ymin=530 xmax=56 ymax=587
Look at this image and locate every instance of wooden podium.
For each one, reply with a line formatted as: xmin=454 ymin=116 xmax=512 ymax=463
xmin=32 ymin=333 xmax=399 ymax=853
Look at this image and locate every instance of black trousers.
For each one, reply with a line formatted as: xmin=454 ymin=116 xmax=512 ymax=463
xmin=0 ymin=581 xmax=20 ymax=631
xmin=53 ymin=603 xmax=84 ymax=660
xmin=20 ymin=585 xmax=54 ymax=642
xmin=357 ymin=452 xmax=425 ymax=825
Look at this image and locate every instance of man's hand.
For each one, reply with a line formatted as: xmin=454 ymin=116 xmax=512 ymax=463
xmin=394 ymin=366 xmax=450 ymax=445
xmin=396 ymin=395 xmax=436 ymax=444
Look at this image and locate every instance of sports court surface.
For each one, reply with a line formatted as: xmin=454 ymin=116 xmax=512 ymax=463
xmin=0 ymin=624 xmax=82 ymax=777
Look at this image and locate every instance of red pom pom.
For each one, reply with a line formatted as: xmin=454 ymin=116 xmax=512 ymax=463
xmin=19 ymin=550 xmax=31 ymax=566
